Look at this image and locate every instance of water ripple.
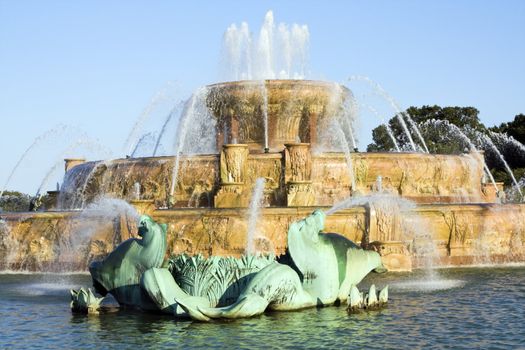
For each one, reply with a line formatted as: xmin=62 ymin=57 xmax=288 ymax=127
xmin=0 ymin=267 xmax=524 ymax=349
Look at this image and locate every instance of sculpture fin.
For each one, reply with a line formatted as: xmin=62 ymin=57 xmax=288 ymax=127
xmin=175 ymin=298 xmax=211 ymax=322
xmin=367 ymin=284 xmax=378 ymax=307
xmin=378 ymin=285 xmax=388 ymax=304
xmin=177 ymin=293 xmax=269 ymax=321
xmin=196 ymin=294 xmax=269 ymax=319
xmin=141 ymin=268 xmax=210 ymax=316
xmin=348 ymin=285 xmax=362 ymax=308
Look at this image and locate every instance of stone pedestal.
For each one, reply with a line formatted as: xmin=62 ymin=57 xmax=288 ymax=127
xmin=284 ymin=143 xmax=311 ymax=182
xmin=307 ymin=105 xmax=322 ymax=146
xmin=284 ymin=143 xmax=315 ymax=206
xmin=215 ymin=144 xmax=249 ymax=208
xmin=272 ymin=105 xmax=304 ymax=149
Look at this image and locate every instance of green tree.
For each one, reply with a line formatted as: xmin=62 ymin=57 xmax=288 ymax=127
xmin=0 ymin=191 xmax=31 ymax=212
xmin=367 ymin=105 xmax=485 ymax=153
xmin=488 ymin=114 xmax=525 ymax=170
xmin=490 ymin=114 xmax=525 ymax=145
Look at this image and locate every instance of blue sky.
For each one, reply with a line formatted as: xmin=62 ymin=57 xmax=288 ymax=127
xmin=1 ymin=0 xmax=524 ymax=193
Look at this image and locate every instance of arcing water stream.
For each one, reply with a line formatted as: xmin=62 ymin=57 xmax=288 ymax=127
xmin=419 ymin=119 xmax=499 ymax=193
xmin=152 ymin=100 xmax=185 ymax=157
xmin=169 ymin=87 xmax=214 ymax=198
xmin=476 ymin=131 xmax=523 ymax=198
xmin=489 ymin=130 xmax=525 ymax=154
xmin=360 ymin=103 xmax=401 ymax=151
xmin=332 ymin=119 xmax=357 ymax=190
xmin=35 ymin=138 xmax=113 ymax=200
xmin=348 ymin=75 xmax=429 ymax=153
xmin=130 ymin=132 xmax=157 ymax=158
xmin=1 ymin=125 xmax=76 ymax=199
xmin=123 ymin=86 xmax=173 ymax=157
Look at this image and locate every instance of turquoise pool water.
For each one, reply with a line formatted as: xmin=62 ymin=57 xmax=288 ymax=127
xmin=1 ymin=267 xmax=523 ymax=349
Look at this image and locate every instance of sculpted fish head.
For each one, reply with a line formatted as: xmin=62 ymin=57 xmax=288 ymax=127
xmin=138 ymin=215 xmax=168 ymax=244
xmin=310 ymin=209 xmax=326 ymax=232
xmin=366 ymin=249 xmax=387 ymax=273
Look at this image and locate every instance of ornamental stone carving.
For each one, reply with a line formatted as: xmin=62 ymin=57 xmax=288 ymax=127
xmin=284 ymin=143 xmax=315 ymax=206
xmin=215 ymin=144 xmax=250 ymax=208
xmin=284 ymin=143 xmax=312 ymax=182
xmin=220 ymin=144 xmax=249 ymax=184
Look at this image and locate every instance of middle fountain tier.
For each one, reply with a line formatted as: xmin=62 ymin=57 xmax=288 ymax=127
xmin=57 ymin=79 xmax=500 ymax=211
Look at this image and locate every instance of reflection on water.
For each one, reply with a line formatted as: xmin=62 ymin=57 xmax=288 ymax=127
xmin=1 ymin=268 xmax=524 ymax=349
xmin=389 ymin=278 xmax=466 ymax=292
xmin=15 ymin=282 xmax=81 ymax=297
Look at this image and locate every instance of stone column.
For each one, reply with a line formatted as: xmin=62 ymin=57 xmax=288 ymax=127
xmin=308 ymin=113 xmax=318 ymax=145
xmin=229 ymin=114 xmax=239 ymax=144
xmin=284 ymin=143 xmax=315 ymax=206
xmin=214 ymin=144 xmax=249 ymax=208
xmin=215 ymin=119 xmax=225 ymax=151
xmin=308 ymin=105 xmax=322 ymax=146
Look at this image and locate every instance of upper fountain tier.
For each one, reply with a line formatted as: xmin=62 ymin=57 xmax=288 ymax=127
xmin=206 ymin=80 xmax=350 ymax=152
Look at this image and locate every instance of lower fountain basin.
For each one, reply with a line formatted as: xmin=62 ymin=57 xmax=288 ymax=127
xmin=2 ymin=202 xmax=524 ymax=272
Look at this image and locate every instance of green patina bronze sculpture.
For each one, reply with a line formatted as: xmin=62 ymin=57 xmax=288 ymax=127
xmin=73 ymin=211 xmax=388 ymax=320
xmin=88 ymin=215 xmax=167 ymax=309
xmin=70 ymin=287 xmax=104 ymax=314
xmin=176 ymin=210 xmax=387 ymax=320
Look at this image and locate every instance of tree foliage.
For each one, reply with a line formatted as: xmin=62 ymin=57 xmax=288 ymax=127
xmin=490 ymin=114 xmax=525 ymax=145
xmin=0 ymin=191 xmax=31 ymax=212
xmin=367 ymin=105 xmax=485 ymax=153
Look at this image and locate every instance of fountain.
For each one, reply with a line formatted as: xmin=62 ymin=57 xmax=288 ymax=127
xmin=0 ymin=9 xmax=523 ymax=348
xmin=71 ymin=211 xmax=388 ymax=320
xmin=2 ymin=74 xmax=524 ymax=273
xmin=0 ymin=8 xmax=523 ymax=302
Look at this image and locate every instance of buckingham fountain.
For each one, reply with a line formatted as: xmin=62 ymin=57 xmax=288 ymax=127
xmin=2 ymin=78 xmax=524 ymax=273
xmin=1 ymin=11 xmax=524 ymax=322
